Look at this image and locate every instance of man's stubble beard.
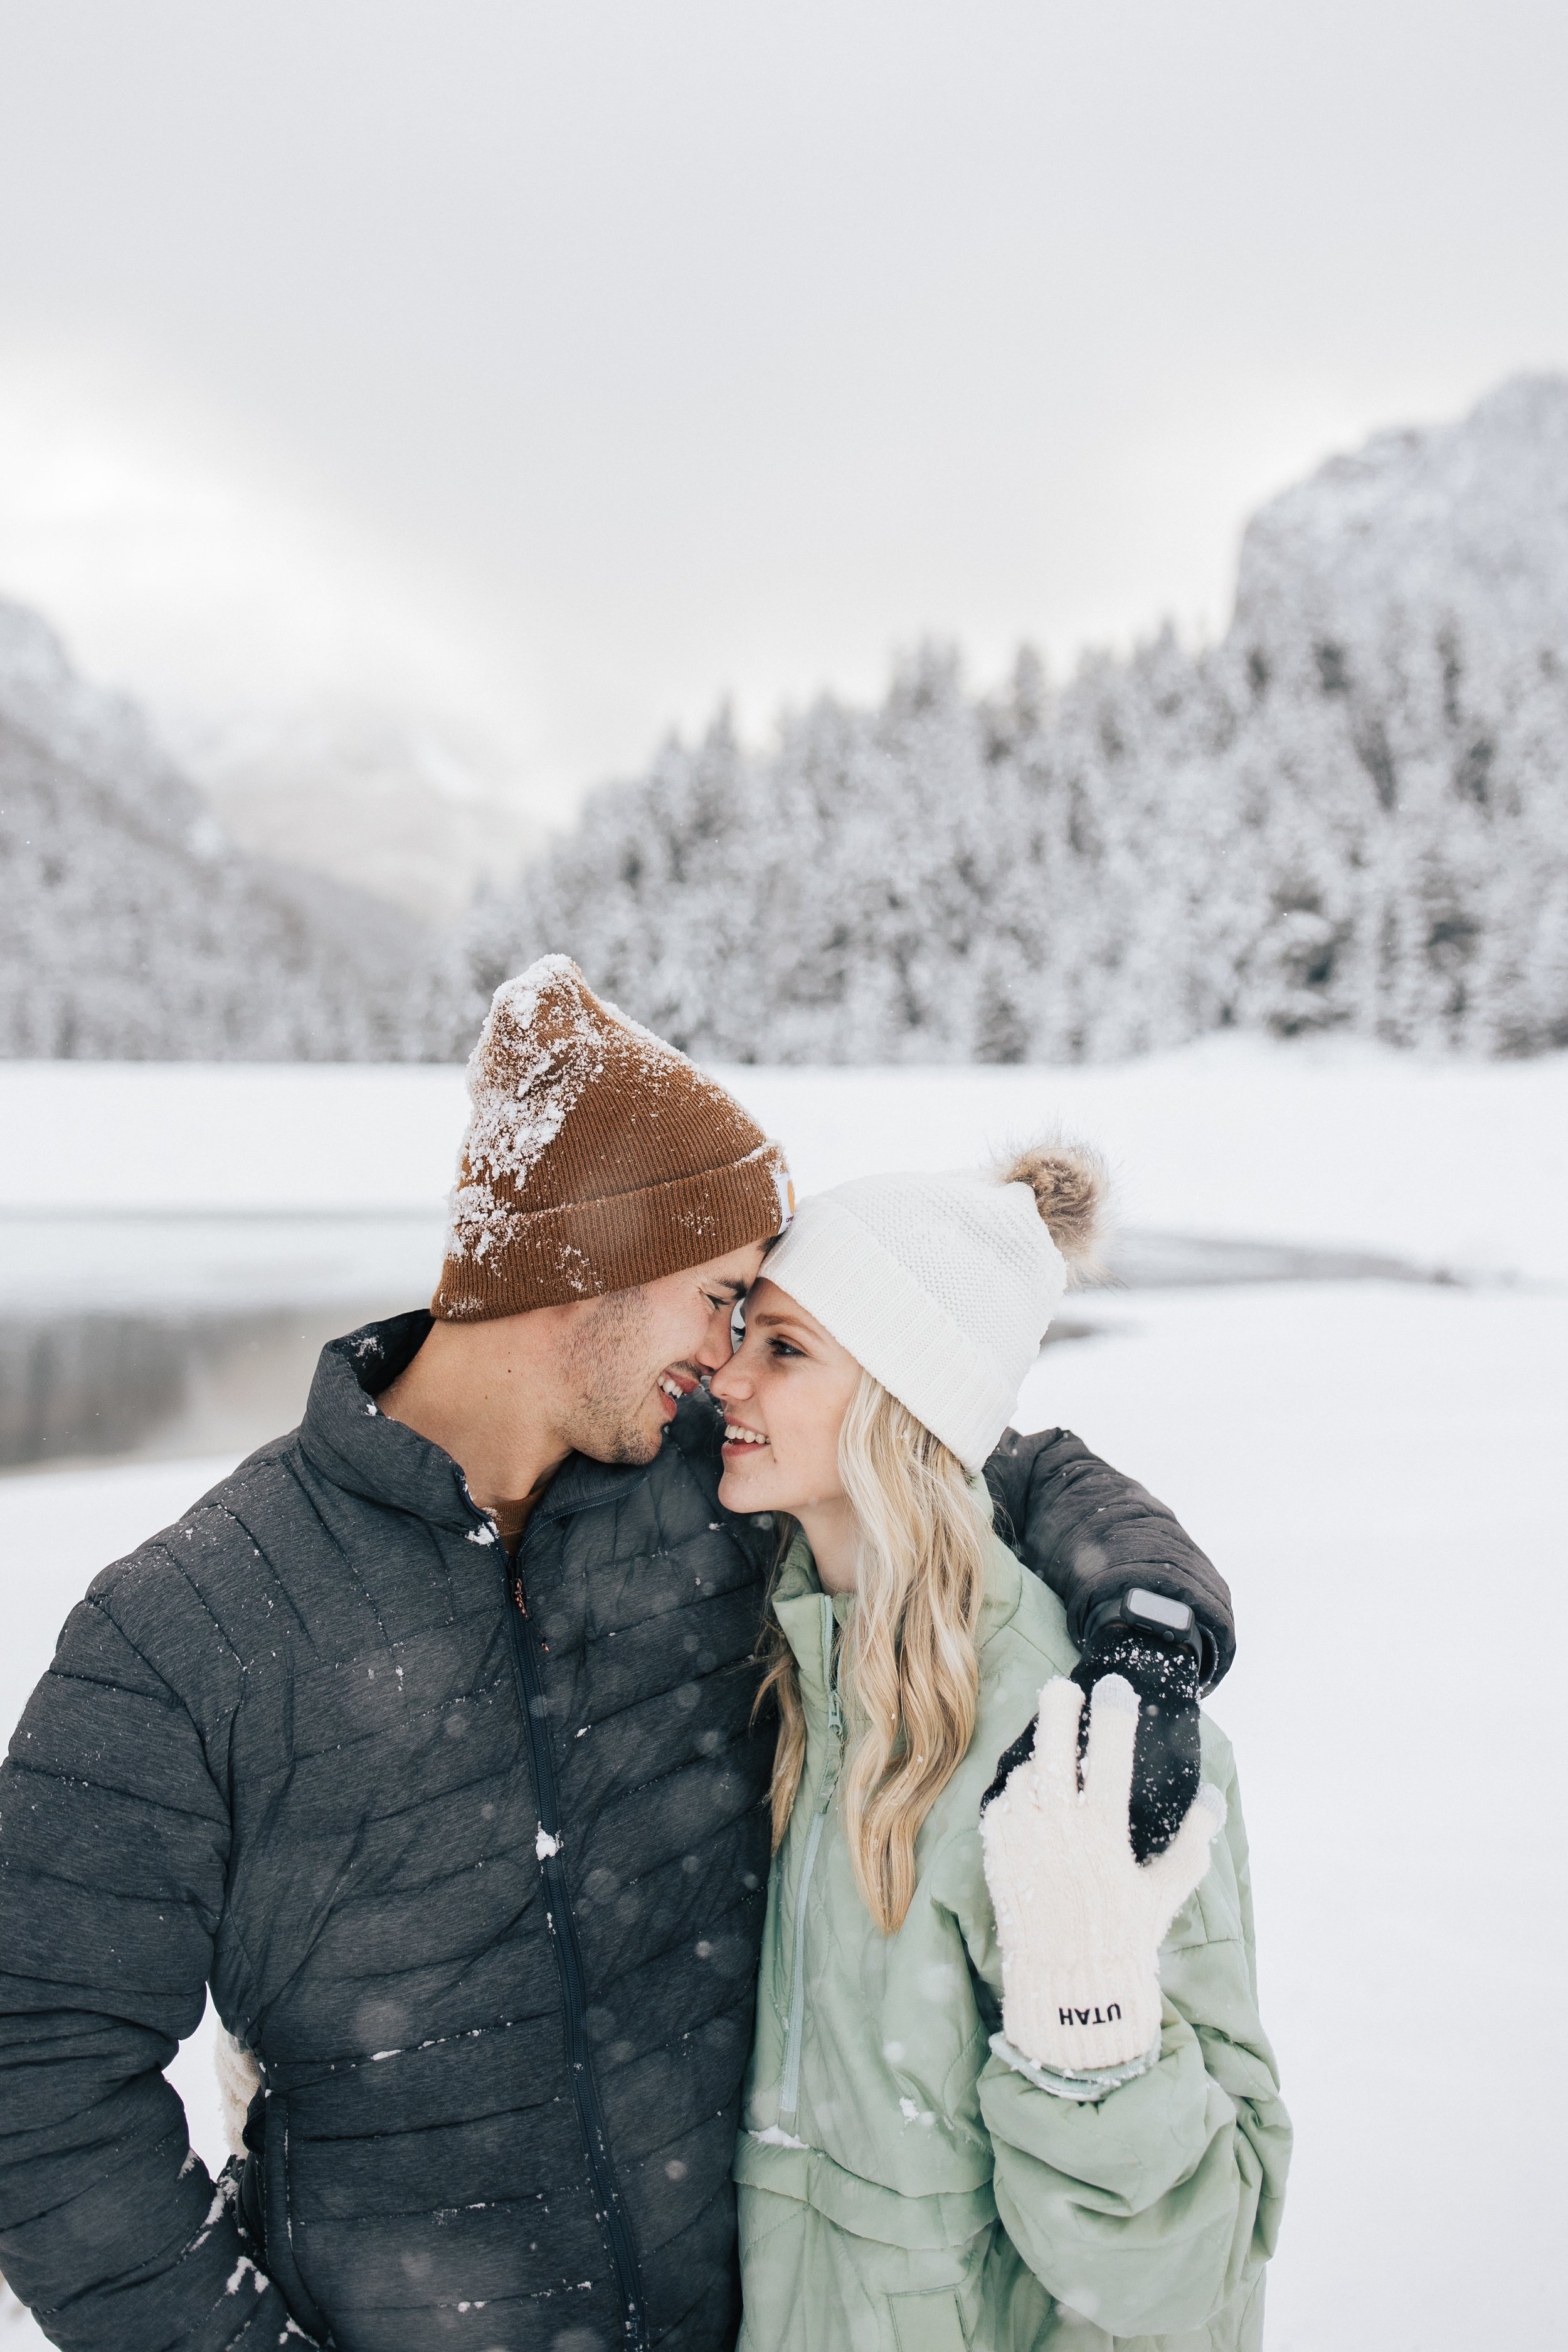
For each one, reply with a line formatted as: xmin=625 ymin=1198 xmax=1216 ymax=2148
xmin=560 ymin=1284 xmax=665 ymax=1466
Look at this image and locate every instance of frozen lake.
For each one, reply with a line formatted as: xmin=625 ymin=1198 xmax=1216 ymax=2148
xmin=2 ymin=1041 xmax=1564 ymax=1281
xmin=0 ymin=1205 xmax=1434 ymax=1466
xmin=6 ymin=1034 xmax=1556 ymax=1466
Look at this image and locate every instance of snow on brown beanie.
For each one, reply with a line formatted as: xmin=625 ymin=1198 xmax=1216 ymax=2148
xmin=432 ymin=956 xmax=794 ymax=1320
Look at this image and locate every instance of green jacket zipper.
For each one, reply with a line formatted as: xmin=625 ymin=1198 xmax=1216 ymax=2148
xmin=778 ymin=1593 xmax=844 ymax=2131
xmin=506 ymin=1557 xmax=649 ymax=2351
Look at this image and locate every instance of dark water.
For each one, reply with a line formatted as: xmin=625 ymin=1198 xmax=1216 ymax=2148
xmin=0 ymin=1303 xmax=404 ymax=1468
xmin=0 ymin=1211 xmax=441 ymax=1469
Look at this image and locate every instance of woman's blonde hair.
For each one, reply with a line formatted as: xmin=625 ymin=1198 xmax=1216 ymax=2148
xmin=753 ymin=1372 xmax=991 ymax=1934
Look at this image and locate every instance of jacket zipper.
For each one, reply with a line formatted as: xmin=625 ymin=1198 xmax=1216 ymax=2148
xmin=506 ymin=1562 xmax=649 ymax=2351
xmin=778 ymin=1594 xmax=844 ymax=2130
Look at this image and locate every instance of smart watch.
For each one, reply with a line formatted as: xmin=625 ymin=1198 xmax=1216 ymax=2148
xmin=1083 ymin=1586 xmax=1210 ymax=1682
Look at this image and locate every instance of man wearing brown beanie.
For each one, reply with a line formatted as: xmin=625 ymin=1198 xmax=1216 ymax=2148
xmin=0 ymin=958 xmax=1236 ymax=2352
xmin=380 ymin=955 xmax=798 ymax=1548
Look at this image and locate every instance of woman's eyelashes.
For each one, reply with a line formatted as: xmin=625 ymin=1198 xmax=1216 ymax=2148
xmin=768 ymin=1337 xmax=804 ymax=1360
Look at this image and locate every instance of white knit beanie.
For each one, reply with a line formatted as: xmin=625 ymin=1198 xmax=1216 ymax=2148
xmin=760 ymin=1146 xmax=1107 ymax=1473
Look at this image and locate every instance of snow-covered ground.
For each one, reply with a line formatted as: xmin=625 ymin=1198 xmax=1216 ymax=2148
xmin=1017 ymin=1281 xmax=1566 ymax=2352
xmin=2 ymin=1044 xmax=1564 ymax=2347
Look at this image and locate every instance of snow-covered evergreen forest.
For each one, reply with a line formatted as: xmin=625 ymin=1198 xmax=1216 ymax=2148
xmin=5 ymin=374 xmax=1567 ymax=1063
xmin=473 ymin=376 xmax=1568 ymax=1062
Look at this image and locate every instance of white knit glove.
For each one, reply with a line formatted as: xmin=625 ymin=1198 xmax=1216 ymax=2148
xmin=980 ymin=1673 xmax=1226 ymax=2078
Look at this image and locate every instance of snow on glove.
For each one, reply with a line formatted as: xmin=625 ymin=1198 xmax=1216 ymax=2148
xmin=980 ymin=1673 xmax=1226 ymax=2076
xmin=1073 ymin=1624 xmax=1201 ymax=1863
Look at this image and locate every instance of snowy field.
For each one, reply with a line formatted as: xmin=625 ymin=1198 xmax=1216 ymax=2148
xmin=2 ymin=1042 xmax=1565 ymax=2348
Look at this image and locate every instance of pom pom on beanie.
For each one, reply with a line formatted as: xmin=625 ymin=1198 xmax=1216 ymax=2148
xmin=995 ymin=1141 xmax=1110 ymax=1279
xmin=761 ymin=1138 xmax=1109 ymax=1472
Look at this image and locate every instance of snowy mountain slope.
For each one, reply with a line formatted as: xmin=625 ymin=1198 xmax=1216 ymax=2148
xmin=0 ymin=600 xmax=458 ymax=1059
xmin=1234 ymin=373 xmax=1568 ymax=669
xmin=471 ymin=376 xmax=1568 ymax=1064
xmin=177 ymin=698 xmax=541 ymax=924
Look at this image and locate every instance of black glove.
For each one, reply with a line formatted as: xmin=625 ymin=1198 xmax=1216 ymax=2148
xmin=985 ymin=1618 xmax=1203 ymax=1864
xmin=1073 ymin=1624 xmax=1200 ymax=1863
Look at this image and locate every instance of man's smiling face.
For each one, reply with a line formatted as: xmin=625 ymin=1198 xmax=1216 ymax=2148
xmin=556 ymin=1241 xmax=768 ymax=1465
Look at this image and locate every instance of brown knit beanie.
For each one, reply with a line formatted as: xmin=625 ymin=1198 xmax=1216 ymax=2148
xmin=432 ymin=956 xmax=793 ymax=1319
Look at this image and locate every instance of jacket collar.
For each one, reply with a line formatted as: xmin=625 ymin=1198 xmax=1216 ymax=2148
xmin=296 ymin=1312 xmax=654 ymax=1537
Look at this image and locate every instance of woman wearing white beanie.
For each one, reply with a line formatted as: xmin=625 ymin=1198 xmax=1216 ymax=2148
xmin=712 ymin=1148 xmax=1290 ymax=2352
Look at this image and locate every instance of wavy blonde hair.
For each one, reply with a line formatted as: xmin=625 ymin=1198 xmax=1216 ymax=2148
xmin=753 ymin=1372 xmax=991 ymax=1934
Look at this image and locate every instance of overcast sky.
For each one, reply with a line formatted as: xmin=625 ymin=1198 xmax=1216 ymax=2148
xmin=1 ymin=0 xmax=1566 ymax=814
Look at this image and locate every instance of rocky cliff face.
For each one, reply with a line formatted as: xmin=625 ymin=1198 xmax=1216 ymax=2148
xmin=1230 ymin=374 xmax=1568 ymax=848
xmin=1210 ymin=374 xmax=1568 ymax=1052
xmin=0 ymin=600 xmax=457 ymax=1059
xmin=1235 ymin=374 xmax=1568 ymax=669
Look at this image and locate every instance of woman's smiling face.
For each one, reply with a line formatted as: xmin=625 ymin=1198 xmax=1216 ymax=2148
xmin=709 ymin=1277 xmax=862 ymax=1520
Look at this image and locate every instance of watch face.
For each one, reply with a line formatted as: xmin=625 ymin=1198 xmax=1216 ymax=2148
xmin=1126 ymin=1587 xmax=1194 ymax=1634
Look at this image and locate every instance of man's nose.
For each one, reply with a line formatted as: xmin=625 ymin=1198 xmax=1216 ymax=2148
xmin=695 ymin=1319 xmax=738 ymax=1374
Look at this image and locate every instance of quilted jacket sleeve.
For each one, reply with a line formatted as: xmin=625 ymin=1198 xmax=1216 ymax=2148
xmin=968 ymin=1732 xmax=1291 ymax=2341
xmin=984 ymin=1426 xmax=1237 ymax=1687
xmin=0 ymin=1577 xmax=292 ymax=2351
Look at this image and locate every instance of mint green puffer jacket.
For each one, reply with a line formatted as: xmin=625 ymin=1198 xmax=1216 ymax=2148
xmin=734 ymin=1535 xmax=1290 ymax=2352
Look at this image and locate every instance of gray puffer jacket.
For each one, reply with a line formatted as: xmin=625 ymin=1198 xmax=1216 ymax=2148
xmin=0 ymin=1312 xmax=1231 ymax=2352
